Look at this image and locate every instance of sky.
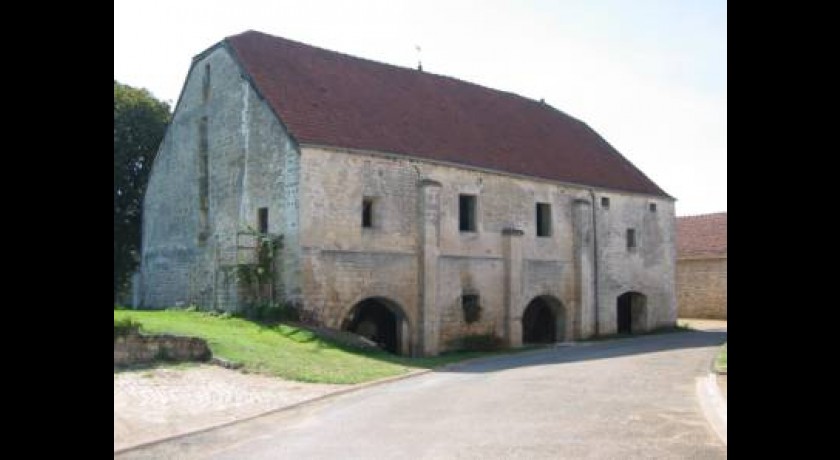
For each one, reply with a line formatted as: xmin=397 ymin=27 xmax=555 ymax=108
xmin=114 ymin=0 xmax=726 ymax=216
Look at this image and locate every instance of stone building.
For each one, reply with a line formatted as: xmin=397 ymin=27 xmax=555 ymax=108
xmin=138 ymin=30 xmax=677 ymax=356
xmin=676 ymin=213 xmax=727 ymax=319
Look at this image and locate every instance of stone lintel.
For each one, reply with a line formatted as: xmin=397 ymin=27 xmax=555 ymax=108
xmin=419 ymin=178 xmax=442 ymax=188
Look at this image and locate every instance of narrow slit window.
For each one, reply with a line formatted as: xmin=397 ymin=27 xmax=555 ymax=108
xmin=536 ymin=202 xmax=552 ymax=237
xmin=601 ymin=197 xmax=610 ymax=209
xmin=202 ymin=63 xmax=211 ymax=102
xmin=258 ymin=208 xmax=268 ymax=234
xmin=626 ymin=228 xmax=637 ymax=250
xmin=198 ymin=116 xmax=209 ymax=244
xmin=459 ymin=194 xmax=477 ymax=232
xmin=362 ymin=197 xmax=374 ymax=228
xmin=198 ymin=117 xmax=209 ymax=211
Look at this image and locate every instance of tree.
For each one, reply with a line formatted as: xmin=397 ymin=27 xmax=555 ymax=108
xmin=114 ymin=81 xmax=171 ymax=302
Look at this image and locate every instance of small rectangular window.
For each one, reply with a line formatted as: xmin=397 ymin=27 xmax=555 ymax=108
xmin=649 ymin=203 xmax=657 ymax=212
xmin=362 ymin=197 xmax=374 ymax=228
xmin=601 ymin=197 xmax=610 ymax=209
xmin=258 ymin=207 xmax=268 ymax=234
xmin=459 ymin=194 xmax=477 ymax=232
xmin=627 ymin=228 xmax=636 ymax=250
xmin=536 ymin=202 xmax=552 ymax=237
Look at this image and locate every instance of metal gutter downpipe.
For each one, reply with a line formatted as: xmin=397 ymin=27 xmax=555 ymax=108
xmin=588 ymin=189 xmax=600 ymax=337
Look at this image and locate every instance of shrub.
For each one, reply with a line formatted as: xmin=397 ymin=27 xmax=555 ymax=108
xmin=456 ymin=333 xmax=506 ymax=352
xmin=238 ymin=301 xmax=300 ymax=323
xmin=114 ymin=317 xmax=143 ymax=340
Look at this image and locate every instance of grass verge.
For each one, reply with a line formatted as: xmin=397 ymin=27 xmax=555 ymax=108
xmin=714 ymin=342 xmax=727 ymax=373
xmin=114 ymin=310 xmax=520 ymax=384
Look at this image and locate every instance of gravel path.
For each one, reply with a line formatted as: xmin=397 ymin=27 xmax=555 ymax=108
xmin=114 ymin=365 xmax=346 ymax=451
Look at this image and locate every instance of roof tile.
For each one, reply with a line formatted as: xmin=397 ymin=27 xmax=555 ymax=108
xmin=225 ymin=30 xmax=668 ymax=197
xmin=677 ymin=213 xmax=727 ymax=258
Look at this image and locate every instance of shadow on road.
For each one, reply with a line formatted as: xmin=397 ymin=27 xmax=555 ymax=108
xmin=437 ymin=330 xmax=727 ymax=374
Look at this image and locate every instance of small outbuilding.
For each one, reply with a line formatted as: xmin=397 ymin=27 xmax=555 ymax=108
xmin=676 ymin=213 xmax=727 ymax=319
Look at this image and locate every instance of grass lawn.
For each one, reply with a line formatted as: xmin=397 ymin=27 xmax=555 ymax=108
xmin=715 ymin=342 xmax=727 ymax=373
xmin=114 ymin=310 xmax=519 ymax=384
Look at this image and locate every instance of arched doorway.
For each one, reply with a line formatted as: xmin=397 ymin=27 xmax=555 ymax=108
xmin=522 ymin=295 xmax=565 ymax=344
xmin=342 ymin=297 xmax=408 ymax=355
xmin=616 ymin=292 xmax=647 ymax=334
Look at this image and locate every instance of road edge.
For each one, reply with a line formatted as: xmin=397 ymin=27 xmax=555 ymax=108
xmin=696 ymin=372 xmax=727 ymax=446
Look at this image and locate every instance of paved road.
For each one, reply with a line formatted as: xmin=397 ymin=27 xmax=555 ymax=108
xmin=118 ymin=329 xmax=726 ymax=459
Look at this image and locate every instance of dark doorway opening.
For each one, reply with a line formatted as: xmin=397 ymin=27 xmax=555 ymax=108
xmin=617 ymin=292 xmax=646 ymax=334
xmin=617 ymin=294 xmax=632 ymax=334
xmin=342 ymin=298 xmax=405 ymax=354
xmin=522 ymin=296 xmax=564 ymax=343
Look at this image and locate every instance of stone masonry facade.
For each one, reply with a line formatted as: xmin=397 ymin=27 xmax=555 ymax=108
xmin=676 ymin=258 xmax=727 ymax=319
xmin=139 ymin=36 xmax=677 ymax=356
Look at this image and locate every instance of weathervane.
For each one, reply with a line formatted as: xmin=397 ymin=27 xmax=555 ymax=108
xmin=416 ymin=45 xmax=423 ymax=71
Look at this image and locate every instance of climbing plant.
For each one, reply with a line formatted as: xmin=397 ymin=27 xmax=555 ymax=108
xmin=231 ymin=228 xmax=299 ymax=322
xmin=236 ymin=228 xmax=283 ymax=308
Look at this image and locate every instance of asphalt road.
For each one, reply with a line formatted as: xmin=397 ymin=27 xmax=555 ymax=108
xmin=118 ymin=329 xmax=727 ymax=459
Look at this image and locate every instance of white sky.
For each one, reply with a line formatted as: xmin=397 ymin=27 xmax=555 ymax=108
xmin=114 ymin=0 xmax=726 ymax=216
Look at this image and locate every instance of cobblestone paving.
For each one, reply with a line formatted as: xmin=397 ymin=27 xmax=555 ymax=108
xmin=114 ymin=365 xmax=346 ymax=451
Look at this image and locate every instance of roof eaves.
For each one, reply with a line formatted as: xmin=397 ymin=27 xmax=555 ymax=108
xmin=300 ymin=141 xmax=676 ymax=199
xmin=677 ymin=253 xmax=727 ymax=260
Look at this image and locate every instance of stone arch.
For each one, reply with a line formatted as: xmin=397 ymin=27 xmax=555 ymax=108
xmin=341 ymin=297 xmax=410 ymax=355
xmin=616 ymin=291 xmax=647 ymax=334
xmin=522 ymin=295 xmax=566 ymax=344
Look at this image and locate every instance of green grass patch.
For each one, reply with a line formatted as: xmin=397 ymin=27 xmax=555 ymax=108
xmin=715 ymin=342 xmax=727 ymax=373
xmin=114 ymin=310 xmax=518 ymax=384
xmin=114 ymin=316 xmax=143 ymax=340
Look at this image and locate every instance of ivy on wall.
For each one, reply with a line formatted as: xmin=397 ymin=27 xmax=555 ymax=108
xmin=236 ymin=228 xmax=283 ymax=306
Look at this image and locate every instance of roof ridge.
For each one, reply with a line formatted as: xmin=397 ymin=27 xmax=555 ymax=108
xmin=226 ymin=30 xmax=578 ymax=120
xmin=677 ymin=212 xmax=727 ymax=219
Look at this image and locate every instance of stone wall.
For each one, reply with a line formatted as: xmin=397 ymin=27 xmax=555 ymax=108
xmin=297 ymin=145 xmax=677 ymax=354
xmin=114 ymin=334 xmax=212 ymax=366
xmin=140 ymin=44 xmax=301 ymax=310
xmin=593 ymin=192 xmax=678 ymax=334
xmin=676 ymin=257 xmax=727 ymax=319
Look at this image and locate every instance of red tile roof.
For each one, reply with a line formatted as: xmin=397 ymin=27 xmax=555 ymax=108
xmin=224 ymin=30 xmax=669 ymax=197
xmin=677 ymin=213 xmax=727 ymax=258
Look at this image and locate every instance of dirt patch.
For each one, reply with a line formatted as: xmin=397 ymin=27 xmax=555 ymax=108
xmin=114 ymin=364 xmax=346 ymax=451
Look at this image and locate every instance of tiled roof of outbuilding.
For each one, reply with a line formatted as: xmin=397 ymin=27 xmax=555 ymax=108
xmin=677 ymin=213 xmax=727 ymax=258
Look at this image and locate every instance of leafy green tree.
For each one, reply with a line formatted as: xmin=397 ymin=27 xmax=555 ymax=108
xmin=114 ymin=81 xmax=170 ymax=302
